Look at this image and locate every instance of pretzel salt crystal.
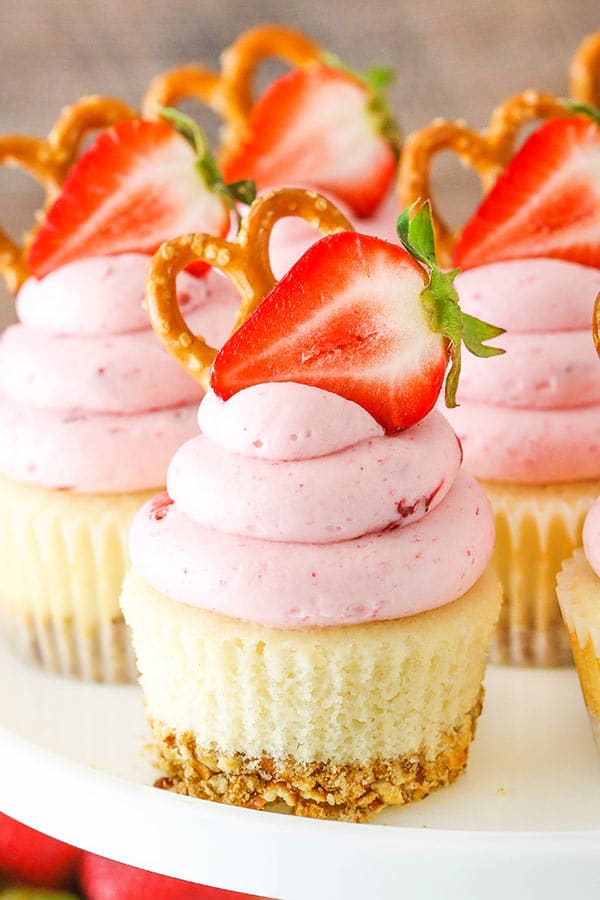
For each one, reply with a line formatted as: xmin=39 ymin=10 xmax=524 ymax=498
xmin=398 ymin=91 xmax=575 ymax=266
xmin=570 ymin=31 xmax=600 ymax=106
xmin=146 ymin=188 xmax=353 ymax=389
xmin=0 ymin=95 xmax=137 ymax=295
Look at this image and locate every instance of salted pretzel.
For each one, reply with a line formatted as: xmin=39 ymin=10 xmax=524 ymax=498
xmin=141 ymin=64 xmax=224 ymax=121
xmin=397 ymin=90 xmax=575 ymax=266
xmin=140 ymin=25 xmax=322 ymax=154
xmin=570 ymin=30 xmax=600 ymax=107
xmin=146 ymin=188 xmax=352 ymax=389
xmin=218 ymin=24 xmax=322 ymax=144
xmin=0 ymin=95 xmax=136 ymax=295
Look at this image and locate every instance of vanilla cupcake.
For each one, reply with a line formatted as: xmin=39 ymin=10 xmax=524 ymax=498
xmin=121 ymin=191 xmax=502 ymax=820
xmin=0 ymin=113 xmax=240 ymax=680
xmin=557 ymin=499 xmax=600 ymax=750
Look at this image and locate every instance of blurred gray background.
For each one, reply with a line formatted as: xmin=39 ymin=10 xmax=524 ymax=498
xmin=1 ymin=0 xmax=598 ymax=326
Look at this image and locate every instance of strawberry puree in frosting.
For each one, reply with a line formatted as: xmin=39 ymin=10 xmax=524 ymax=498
xmin=446 ymin=258 xmax=600 ymax=483
xmin=0 ymin=254 xmax=239 ymax=493
xmin=129 ymin=382 xmax=495 ymax=627
xmin=583 ymin=497 xmax=600 ymax=578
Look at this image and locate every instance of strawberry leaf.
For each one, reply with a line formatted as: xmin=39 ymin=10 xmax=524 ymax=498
xmin=159 ymin=106 xmax=255 ymax=223
xmin=560 ymin=99 xmax=600 ymax=126
xmin=397 ymin=202 xmax=436 ymax=266
xmin=227 ymin=179 xmax=257 ymax=205
xmin=397 ymin=200 xmax=505 ymax=407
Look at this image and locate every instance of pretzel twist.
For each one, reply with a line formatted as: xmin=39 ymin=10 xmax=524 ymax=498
xmin=141 ymin=64 xmax=224 ymax=120
xmin=218 ymin=24 xmax=323 ymax=141
xmin=0 ymin=95 xmax=137 ymax=295
xmin=398 ymin=90 xmax=577 ymax=266
xmin=570 ymin=31 xmax=600 ymax=106
xmin=146 ymin=188 xmax=353 ymax=389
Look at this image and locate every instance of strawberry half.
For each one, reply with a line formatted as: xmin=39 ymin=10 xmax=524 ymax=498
xmin=211 ymin=202 xmax=504 ymax=433
xmin=0 ymin=812 xmax=81 ymax=890
xmin=27 ymin=114 xmax=244 ymax=279
xmin=220 ymin=61 xmax=400 ymax=218
xmin=454 ymin=108 xmax=600 ymax=269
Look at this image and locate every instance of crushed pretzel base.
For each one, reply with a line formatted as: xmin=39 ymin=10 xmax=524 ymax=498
xmin=151 ymin=693 xmax=482 ymax=823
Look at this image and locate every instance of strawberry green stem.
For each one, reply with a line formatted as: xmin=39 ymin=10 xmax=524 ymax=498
xmin=397 ymin=201 xmax=505 ymax=407
xmin=158 ymin=107 xmax=255 ymax=223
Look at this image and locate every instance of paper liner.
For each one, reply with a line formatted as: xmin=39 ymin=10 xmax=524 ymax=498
xmin=122 ymin=566 xmax=501 ymax=818
xmin=557 ymin=549 xmax=600 ymax=752
xmin=483 ymin=479 xmax=600 ymax=667
xmin=0 ymin=473 xmax=154 ymax=682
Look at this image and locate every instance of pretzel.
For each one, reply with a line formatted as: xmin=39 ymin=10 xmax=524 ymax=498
xmin=593 ymin=293 xmax=600 ymax=358
xmin=570 ymin=31 xmax=600 ymax=106
xmin=398 ymin=91 xmax=574 ymax=266
xmin=146 ymin=188 xmax=352 ymax=389
xmin=140 ymin=25 xmax=322 ymax=156
xmin=219 ymin=24 xmax=322 ymax=143
xmin=141 ymin=64 xmax=224 ymax=120
xmin=0 ymin=95 xmax=136 ymax=295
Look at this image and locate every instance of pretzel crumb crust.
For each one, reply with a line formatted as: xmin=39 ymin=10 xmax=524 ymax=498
xmin=151 ymin=691 xmax=482 ymax=822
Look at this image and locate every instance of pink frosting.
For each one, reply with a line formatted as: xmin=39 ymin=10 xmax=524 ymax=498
xmin=130 ymin=382 xmax=495 ymax=627
xmin=583 ymin=498 xmax=600 ymax=578
xmin=0 ymin=255 xmax=239 ymax=493
xmin=446 ymin=258 xmax=600 ymax=483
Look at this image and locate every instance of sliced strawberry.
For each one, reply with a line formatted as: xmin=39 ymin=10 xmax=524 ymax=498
xmin=79 ymin=852 xmax=260 ymax=899
xmin=211 ymin=203 xmax=504 ymax=432
xmin=28 ymin=118 xmax=231 ymax=278
xmin=0 ymin=812 xmax=81 ymax=889
xmin=454 ymin=115 xmax=600 ymax=269
xmin=220 ymin=64 xmax=399 ymax=218
xmin=211 ymin=234 xmax=442 ymax=433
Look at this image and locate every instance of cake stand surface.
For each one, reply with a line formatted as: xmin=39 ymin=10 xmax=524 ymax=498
xmin=0 ymin=643 xmax=598 ymax=900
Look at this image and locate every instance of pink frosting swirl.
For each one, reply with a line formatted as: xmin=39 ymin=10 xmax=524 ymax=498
xmin=130 ymin=383 xmax=495 ymax=627
xmin=445 ymin=259 xmax=600 ymax=483
xmin=0 ymin=255 xmax=239 ymax=492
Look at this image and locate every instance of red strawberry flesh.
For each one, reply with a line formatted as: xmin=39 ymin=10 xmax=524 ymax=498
xmin=211 ymin=232 xmax=447 ymax=433
xmin=220 ymin=65 xmax=397 ymax=218
xmin=28 ymin=119 xmax=229 ymax=278
xmin=454 ymin=116 xmax=600 ymax=269
xmin=80 ymin=852 xmax=260 ymax=899
xmin=0 ymin=812 xmax=81 ymax=889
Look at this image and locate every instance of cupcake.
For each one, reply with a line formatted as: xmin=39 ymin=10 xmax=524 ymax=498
xmin=143 ymin=23 xmax=402 ymax=275
xmin=121 ymin=190 xmax=502 ymax=821
xmin=557 ymin=500 xmax=600 ymax=751
xmin=0 ymin=110 xmax=242 ymax=680
xmin=399 ymin=97 xmax=600 ymax=666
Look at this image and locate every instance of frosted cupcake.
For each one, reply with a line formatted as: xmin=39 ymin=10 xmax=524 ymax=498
xmin=400 ymin=100 xmax=600 ymax=665
xmin=121 ymin=191 xmax=502 ymax=820
xmin=0 ymin=112 xmax=242 ymax=680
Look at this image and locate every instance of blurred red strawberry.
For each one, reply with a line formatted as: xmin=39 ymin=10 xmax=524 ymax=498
xmin=79 ymin=853 xmax=263 ymax=900
xmin=0 ymin=812 xmax=80 ymax=889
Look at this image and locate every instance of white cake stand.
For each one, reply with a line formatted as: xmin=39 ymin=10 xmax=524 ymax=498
xmin=0 ymin=643 xmax=598 ymax=900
